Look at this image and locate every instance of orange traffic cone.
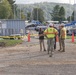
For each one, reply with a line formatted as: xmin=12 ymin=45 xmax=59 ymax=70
xmin=56 ymin=35 xmax=59 ymax=42
xmin=72 ymin=33 xmax=74 ymax=42
xmin=28 ymin=33 xmax=30 ymax=42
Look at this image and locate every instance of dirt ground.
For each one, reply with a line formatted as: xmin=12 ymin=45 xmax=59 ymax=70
xmin=0 ymin=38 xmax=76 ymax=75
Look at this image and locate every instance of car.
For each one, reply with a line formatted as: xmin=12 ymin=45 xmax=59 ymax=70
xmin=67 ymin=28 xmax=76 ymax=36
xmin=25 ymin=23 xmax=36 ymax=30
xmin=35 ymin=26 xmax=47 ymax=31
xmin=9 ymin=34 xmax=22 ymax=39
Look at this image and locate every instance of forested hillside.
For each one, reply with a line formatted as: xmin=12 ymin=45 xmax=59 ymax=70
xmin=17 ymin=2 xmax=74 ymax=20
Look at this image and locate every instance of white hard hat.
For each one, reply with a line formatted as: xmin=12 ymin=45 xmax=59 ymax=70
xmin=61 ymin=23 xmax=65 ymax=26
xmin=49 ymin=23 xmax=53 ymax=27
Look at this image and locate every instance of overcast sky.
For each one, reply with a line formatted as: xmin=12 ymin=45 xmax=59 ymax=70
xmin=15 ymin=0 xmax=75 ymax=4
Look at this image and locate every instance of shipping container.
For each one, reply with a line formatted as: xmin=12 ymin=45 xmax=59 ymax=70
xmin=0 ymin=19 xmax=26 ymax=36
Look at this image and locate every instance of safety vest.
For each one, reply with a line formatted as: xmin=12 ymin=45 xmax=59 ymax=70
xmin=60 ymin=27 xmax=66 ymax=39
xmin=44 ymin=27 xmax=58 ymax=38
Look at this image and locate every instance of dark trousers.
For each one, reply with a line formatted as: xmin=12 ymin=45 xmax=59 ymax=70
xmin=54 ymin=37 xmax=56 ymax=50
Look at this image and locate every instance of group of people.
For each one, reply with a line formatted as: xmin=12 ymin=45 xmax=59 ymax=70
xmin=38 ymin=23 xmax=66 ymax=57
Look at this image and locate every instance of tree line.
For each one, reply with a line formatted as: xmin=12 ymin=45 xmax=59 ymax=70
xmin=0 ymin=0 xmax=74 ymax=23
xmin=26 ymin=5 xmax=74 ymax=23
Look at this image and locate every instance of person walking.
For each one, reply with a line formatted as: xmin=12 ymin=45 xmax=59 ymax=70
xmin=59 ymin=23 xmax=66 ymax=52
xmin=44 ymin=23 xmax=58 ymax=57
xmin=39 ymin=28 xmax=46 ymax=51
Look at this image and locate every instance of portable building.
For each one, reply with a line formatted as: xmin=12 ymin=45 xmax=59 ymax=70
xmin=0 ymin=19 xmax=26 ymax=36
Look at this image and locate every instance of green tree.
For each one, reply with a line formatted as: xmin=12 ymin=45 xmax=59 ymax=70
xmin=21 ymin=11 xmax=26 ymax=20
xmin=59 ymin=6 xmax=66 ymax=23
xmin=0 ymin=0 xmax=12 ymax=19
xmin=51 ymin=5 xmax=60 ymax=21
xmin=7 ymin=0 xmax=15 ymax=11
xmin=67 ymin=11 xmax=74 ymax=21
xmin=51 ymin=5 xmax=66 ymax=23
xmin=67 ymin=16 xmax=70 ymax=21
xmin=32 ymin=8 xmax=45 ymax=23
xmin=71 ymin=11 xmax=74 ymax=21
xmin=27 ymin=12 xmax=31 ymax=20
xmin=7 ymin=0 xmax=16 ymax=18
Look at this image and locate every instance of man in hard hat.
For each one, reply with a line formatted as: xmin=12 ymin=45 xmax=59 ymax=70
xmin=59 ymin=23 xmax=66 ymax=52
xmin=44 ymin=23 xmax=58 ymax=57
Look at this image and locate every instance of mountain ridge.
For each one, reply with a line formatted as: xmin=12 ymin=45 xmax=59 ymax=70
xmin=17 ymin=2 xmax=75 ymax=20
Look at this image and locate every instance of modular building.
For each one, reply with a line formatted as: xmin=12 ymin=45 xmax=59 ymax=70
xmin=0 ymin=19 xmax=26 ymax=36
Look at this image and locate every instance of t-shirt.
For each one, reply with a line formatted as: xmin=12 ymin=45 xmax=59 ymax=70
xmin=60 ymin=27 xmax=66 ymax=39
xmin=39 ymin=31 xmax=44 ymax=40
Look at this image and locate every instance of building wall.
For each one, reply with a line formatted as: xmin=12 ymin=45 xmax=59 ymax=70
xmin=0 ymin=19 xmax=26 ymax=36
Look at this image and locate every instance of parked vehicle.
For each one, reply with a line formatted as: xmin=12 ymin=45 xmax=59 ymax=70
xmin=67 ymin=28 xmax=76 ymax=36
xmin=25 ymin=23 xmax=36 ymax=30
xmin=35 ymin=25 xmax=47 ymax=31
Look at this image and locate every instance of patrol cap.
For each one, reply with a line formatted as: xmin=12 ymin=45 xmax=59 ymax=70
xmin=49 ymin=23 xmax=53 ymax=27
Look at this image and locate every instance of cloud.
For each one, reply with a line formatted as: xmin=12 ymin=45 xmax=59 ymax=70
xmin=15 ymin=0 xmax=74 ymax=4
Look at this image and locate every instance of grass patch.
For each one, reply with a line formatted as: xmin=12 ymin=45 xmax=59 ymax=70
xmin=66 ymin=36 xmax=76 ymax=39
xmin=66 ymin=36 xmax=72 ymax=39
xmin=0 ymin=39 xmax=23 ymax=47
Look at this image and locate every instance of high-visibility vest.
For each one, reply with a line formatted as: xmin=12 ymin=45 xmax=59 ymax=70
xmin=60 ymin=27 xmax=66 ymax=39
xmin=44 ymin=27 xmax=58 ymax=38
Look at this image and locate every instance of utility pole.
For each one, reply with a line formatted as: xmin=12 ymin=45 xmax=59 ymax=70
xmin=20 ymin=5 xmax=21 ymax=19
xmin=31 ymin=8 xmax=33 ymax=21
xmin=14 ymin=4 xmax=16 ymax=19
xmin=14 ymin=0 xmax=16 ymax=19
xmin=74 ymin=0 xmax=76 ymax=21
xmin=37 ymin=8 xmax=38 ymax=21
xmin=69 ymin=0 xmax=71 ymax=22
